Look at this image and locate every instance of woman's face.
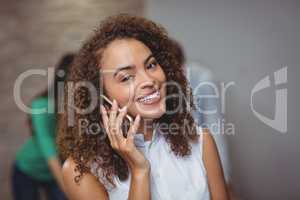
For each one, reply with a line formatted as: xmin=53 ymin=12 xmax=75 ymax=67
xmin=99 ymin=38 xmax=166 ymax=120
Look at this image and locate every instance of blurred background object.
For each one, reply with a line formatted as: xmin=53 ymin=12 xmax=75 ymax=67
xmin=1 ymin=0 xmax=299 ymax=199
xmin=11 ymin=53 xmax=75 ymax=200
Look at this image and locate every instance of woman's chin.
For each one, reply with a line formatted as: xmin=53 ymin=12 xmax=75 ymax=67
xmin=134 ymin=101 xmax=166 ymax=119
xmin=140 ymin=110 xmax=165 ymax=119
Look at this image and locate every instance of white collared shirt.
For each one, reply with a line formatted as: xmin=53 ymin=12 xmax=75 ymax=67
xmin=90 ymin=125 xmax=210 ymax=200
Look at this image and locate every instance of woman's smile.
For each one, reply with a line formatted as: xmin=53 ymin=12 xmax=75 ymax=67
xmin=136 ymin=89 xmax=161 ymax=105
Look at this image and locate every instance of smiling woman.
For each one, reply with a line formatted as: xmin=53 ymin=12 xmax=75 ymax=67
xmin=57 ymin=14 xmax=229 ymax=200
xmin=100 ymin=38 xmax=167 ymax=120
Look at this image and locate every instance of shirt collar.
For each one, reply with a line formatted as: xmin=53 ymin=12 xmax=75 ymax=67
xmin=134 ymin=124 xmax=160 ymax=148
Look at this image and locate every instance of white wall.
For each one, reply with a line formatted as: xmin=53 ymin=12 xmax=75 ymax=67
xmin=145 ymin=0 xmax=300 ymax=199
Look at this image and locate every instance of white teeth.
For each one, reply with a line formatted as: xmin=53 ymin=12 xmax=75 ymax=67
xmin=138 ymin=91 xmax=160 ymax=103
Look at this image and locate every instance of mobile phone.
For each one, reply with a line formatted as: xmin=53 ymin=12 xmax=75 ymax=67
xmin=100 ymin=94 xmax=133 ymax=137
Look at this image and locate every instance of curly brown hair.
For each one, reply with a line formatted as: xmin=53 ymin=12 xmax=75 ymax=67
xmin=57 ymin=13 xmax=199 ymax=188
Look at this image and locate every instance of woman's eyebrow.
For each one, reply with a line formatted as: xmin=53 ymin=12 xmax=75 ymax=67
xmin=113 ymin=54 xmax=154 ymax=78
xmin=113 ymin=65 xmax=133 ymax=78
xmin=143 ymin=53 xmax=154 ymax=65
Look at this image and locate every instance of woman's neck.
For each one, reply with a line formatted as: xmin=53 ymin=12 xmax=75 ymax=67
xmin=137 ymin=118 xmax=154 ymax=141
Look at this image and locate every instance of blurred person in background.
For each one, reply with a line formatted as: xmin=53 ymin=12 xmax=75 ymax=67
xmin=11 ymin=53 xmax=75 ymax=200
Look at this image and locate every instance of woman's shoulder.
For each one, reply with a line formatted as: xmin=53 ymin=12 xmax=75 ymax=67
xmin=62 ymin=157 xmax=94 ymax=180
xmin=200 ymin=127 xmax=217 ymax=149
xmin=195 ymin=125 xmax=213 ymax=141
xmin=62 ymin=157 xmax=77 ymax=176
xmin=62 ymin=157 xmax=109 ymax=199
xmin=196 ymin=126 xmax=216 ymax=151
xmin=191 ymin=126 xmax=216 ymax=159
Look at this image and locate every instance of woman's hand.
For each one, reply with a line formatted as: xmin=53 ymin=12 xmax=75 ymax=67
xmin=100 ymin=99 xmax=150 ymax=175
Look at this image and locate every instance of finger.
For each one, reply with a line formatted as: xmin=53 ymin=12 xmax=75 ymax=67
xmin=127 ymin=114 xmax=141 ymax=140
xmin=109 ymin=100 xmax=121 ymax=148
xmin=115 ymin=106 xmax=128 ymax=141
xmin=100 ymin=105 xmax=113 ymax=142
xmin=100 ymin=105 xmax=109 ymax=132
xmin=109 ymin=99 xmax=118 ymax=130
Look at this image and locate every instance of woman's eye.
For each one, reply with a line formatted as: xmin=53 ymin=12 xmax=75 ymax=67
xmin=147 ymin=61 xmax=158 ymax=69
xmin=120 ymin=75 xmax=134 ymax=82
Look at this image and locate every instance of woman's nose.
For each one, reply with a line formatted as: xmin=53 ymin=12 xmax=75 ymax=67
xmin=139 ymin=80 xmax=156 ymax=90
xmin=132 ymin=71 xmax=158 ymax=101
xmin=137 ymin=68 xmax=155 ymax=83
